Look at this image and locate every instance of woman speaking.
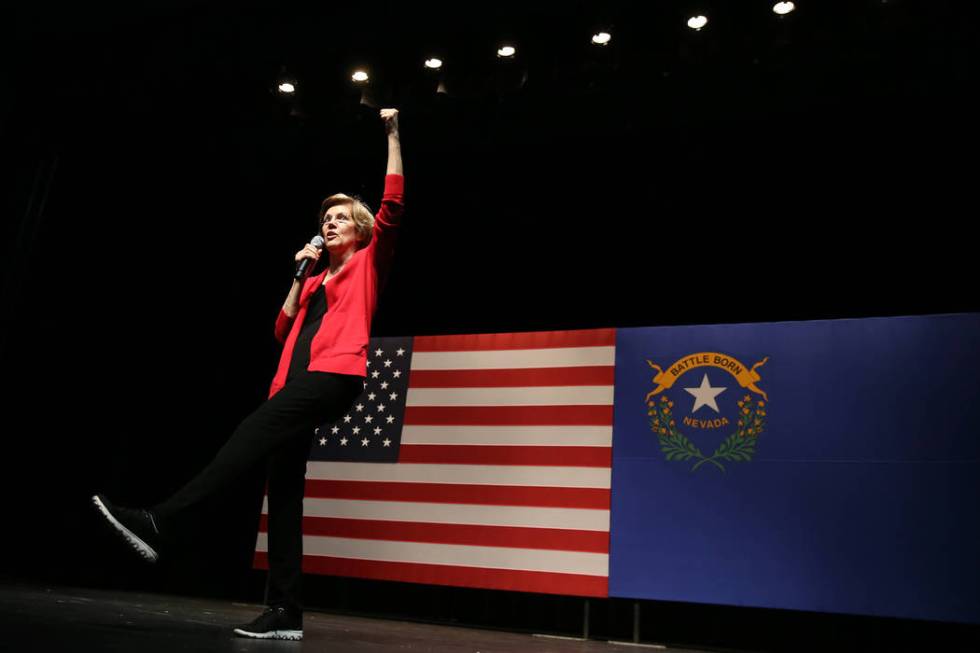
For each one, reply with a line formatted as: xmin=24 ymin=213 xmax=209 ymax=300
xmin=92 ymin=107 xmax=404 ymax=641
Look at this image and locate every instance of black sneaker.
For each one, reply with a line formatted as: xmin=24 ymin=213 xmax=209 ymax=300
xmin=91 ymin=494 xmax=162 ymax=563
xmin=232 ymin=606 xmax=303 ymax=641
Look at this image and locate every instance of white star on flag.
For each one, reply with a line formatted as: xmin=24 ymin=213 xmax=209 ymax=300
xmin=684 ymin=373 xmax=727 ymax=413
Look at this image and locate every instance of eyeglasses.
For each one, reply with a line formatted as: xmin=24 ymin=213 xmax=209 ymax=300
xmin=319 ymin=213 xmax=351 ymax=227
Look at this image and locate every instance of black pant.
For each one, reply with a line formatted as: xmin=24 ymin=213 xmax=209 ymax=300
xmin=152 ymin=371 xmax=363 ymax=614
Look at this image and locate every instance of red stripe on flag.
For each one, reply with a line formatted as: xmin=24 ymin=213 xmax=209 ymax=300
xmin=405 ymin=405 xmax=613 ymax=426
xmin=253 ymin=552 xmax=608 ymax=597
xmin=413 ymin=328 xmax=616 ymax=352
xmin=304 ymin=480 xmax=610 ymax=509
xmin=257 ymin=515 xmax=610 ymax=553
xmin=408 ymin=366 xmax=615 ymax=388
xmin=398 ymin=444 xmax=612 ymax=467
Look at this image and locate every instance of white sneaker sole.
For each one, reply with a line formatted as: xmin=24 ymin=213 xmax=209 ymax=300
xmin=232 ymin=628 xmax=303 ymax=640
xmin=92 ymin=495 xmax=159 ymax=563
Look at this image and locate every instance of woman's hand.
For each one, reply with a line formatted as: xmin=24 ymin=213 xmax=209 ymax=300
xmin=294 ymin=243 xmax=322 ymax=265
xmin=381 ymin=108 xmax=399 ymax=136
xmin=381 ymin=108 xmax=402 ymax=175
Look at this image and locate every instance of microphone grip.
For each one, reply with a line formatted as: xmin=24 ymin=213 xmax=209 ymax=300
xmin=294 ymin=257 xmax=314 ymax=281
xmin=294 ymin=235 xmax=324 ymax=281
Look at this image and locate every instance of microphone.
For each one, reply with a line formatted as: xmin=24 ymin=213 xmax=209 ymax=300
xmin=294 ymin=235 xmax=324 ymax=280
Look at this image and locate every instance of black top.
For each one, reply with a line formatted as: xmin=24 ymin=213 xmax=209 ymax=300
xmin=286 ymin=282 xmax=328 ymax=383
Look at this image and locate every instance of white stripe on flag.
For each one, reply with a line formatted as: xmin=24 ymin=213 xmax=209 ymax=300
xmin=254 ymin=533 xmax=609 ymax=577
xmin=410 ymin=346 xmax=615 ymax=370
xmin=406 ymin=386 xmax=614 ymax=406
xmin=400 ymin=425 xmax=612 ymax=446
xmin=262 ymin=497 xmax=611 ymax=531
xmin=305 ymin=461 xmax=612 ymax=488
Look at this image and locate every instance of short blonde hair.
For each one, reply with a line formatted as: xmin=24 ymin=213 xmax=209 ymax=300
xmin=318 ymin=194 xmax=375 ymax=248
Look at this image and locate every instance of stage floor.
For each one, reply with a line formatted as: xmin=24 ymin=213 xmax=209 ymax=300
xmin=0 ymin=582 xmax=706 ymax=652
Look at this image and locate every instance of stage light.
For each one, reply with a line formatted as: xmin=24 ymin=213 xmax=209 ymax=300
xmin=773 ymin=2 xmax=796 ymax=15
xmin=425 ymin=58 xmax=443 ymax=70
xmin=277 ymin=82 xmax=295 ymax=95
xmin=687 ymin=15 xmax=708 ymax=31
xmin=591 ymin=32 xmax=612 ymax=46
xmin=352 ymin=70 xmax=369 ymax=84
xmin=497 ymin=45 xmax=516 ymax=59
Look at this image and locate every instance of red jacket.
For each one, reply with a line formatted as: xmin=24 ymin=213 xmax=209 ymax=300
xmin=268 ymin=173 xmax=405 ymax=398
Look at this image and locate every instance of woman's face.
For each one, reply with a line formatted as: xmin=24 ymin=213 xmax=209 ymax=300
xmin=321 ymin=203 xmax=361 ymax=254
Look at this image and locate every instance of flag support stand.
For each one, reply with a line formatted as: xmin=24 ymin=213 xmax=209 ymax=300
xmin=582 ymin=599 xmax=590 ymax=639
xmin=633 ymin=600 xmax=641 ymax=643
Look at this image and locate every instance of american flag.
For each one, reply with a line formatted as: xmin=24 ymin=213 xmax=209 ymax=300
xmin=254 ymin=328 xmax=615 ymax=597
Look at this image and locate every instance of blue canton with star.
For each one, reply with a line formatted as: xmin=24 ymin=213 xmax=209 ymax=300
xmin=309 ymin=336 xmax=414 ymax=463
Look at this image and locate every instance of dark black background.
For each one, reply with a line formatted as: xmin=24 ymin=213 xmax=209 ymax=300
xmin=2 ymin=1 xmax=977 ymax=650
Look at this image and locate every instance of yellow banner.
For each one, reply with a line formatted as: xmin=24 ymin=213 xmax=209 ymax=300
xmin=645 ymin=352 xmax=768 ymax=401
